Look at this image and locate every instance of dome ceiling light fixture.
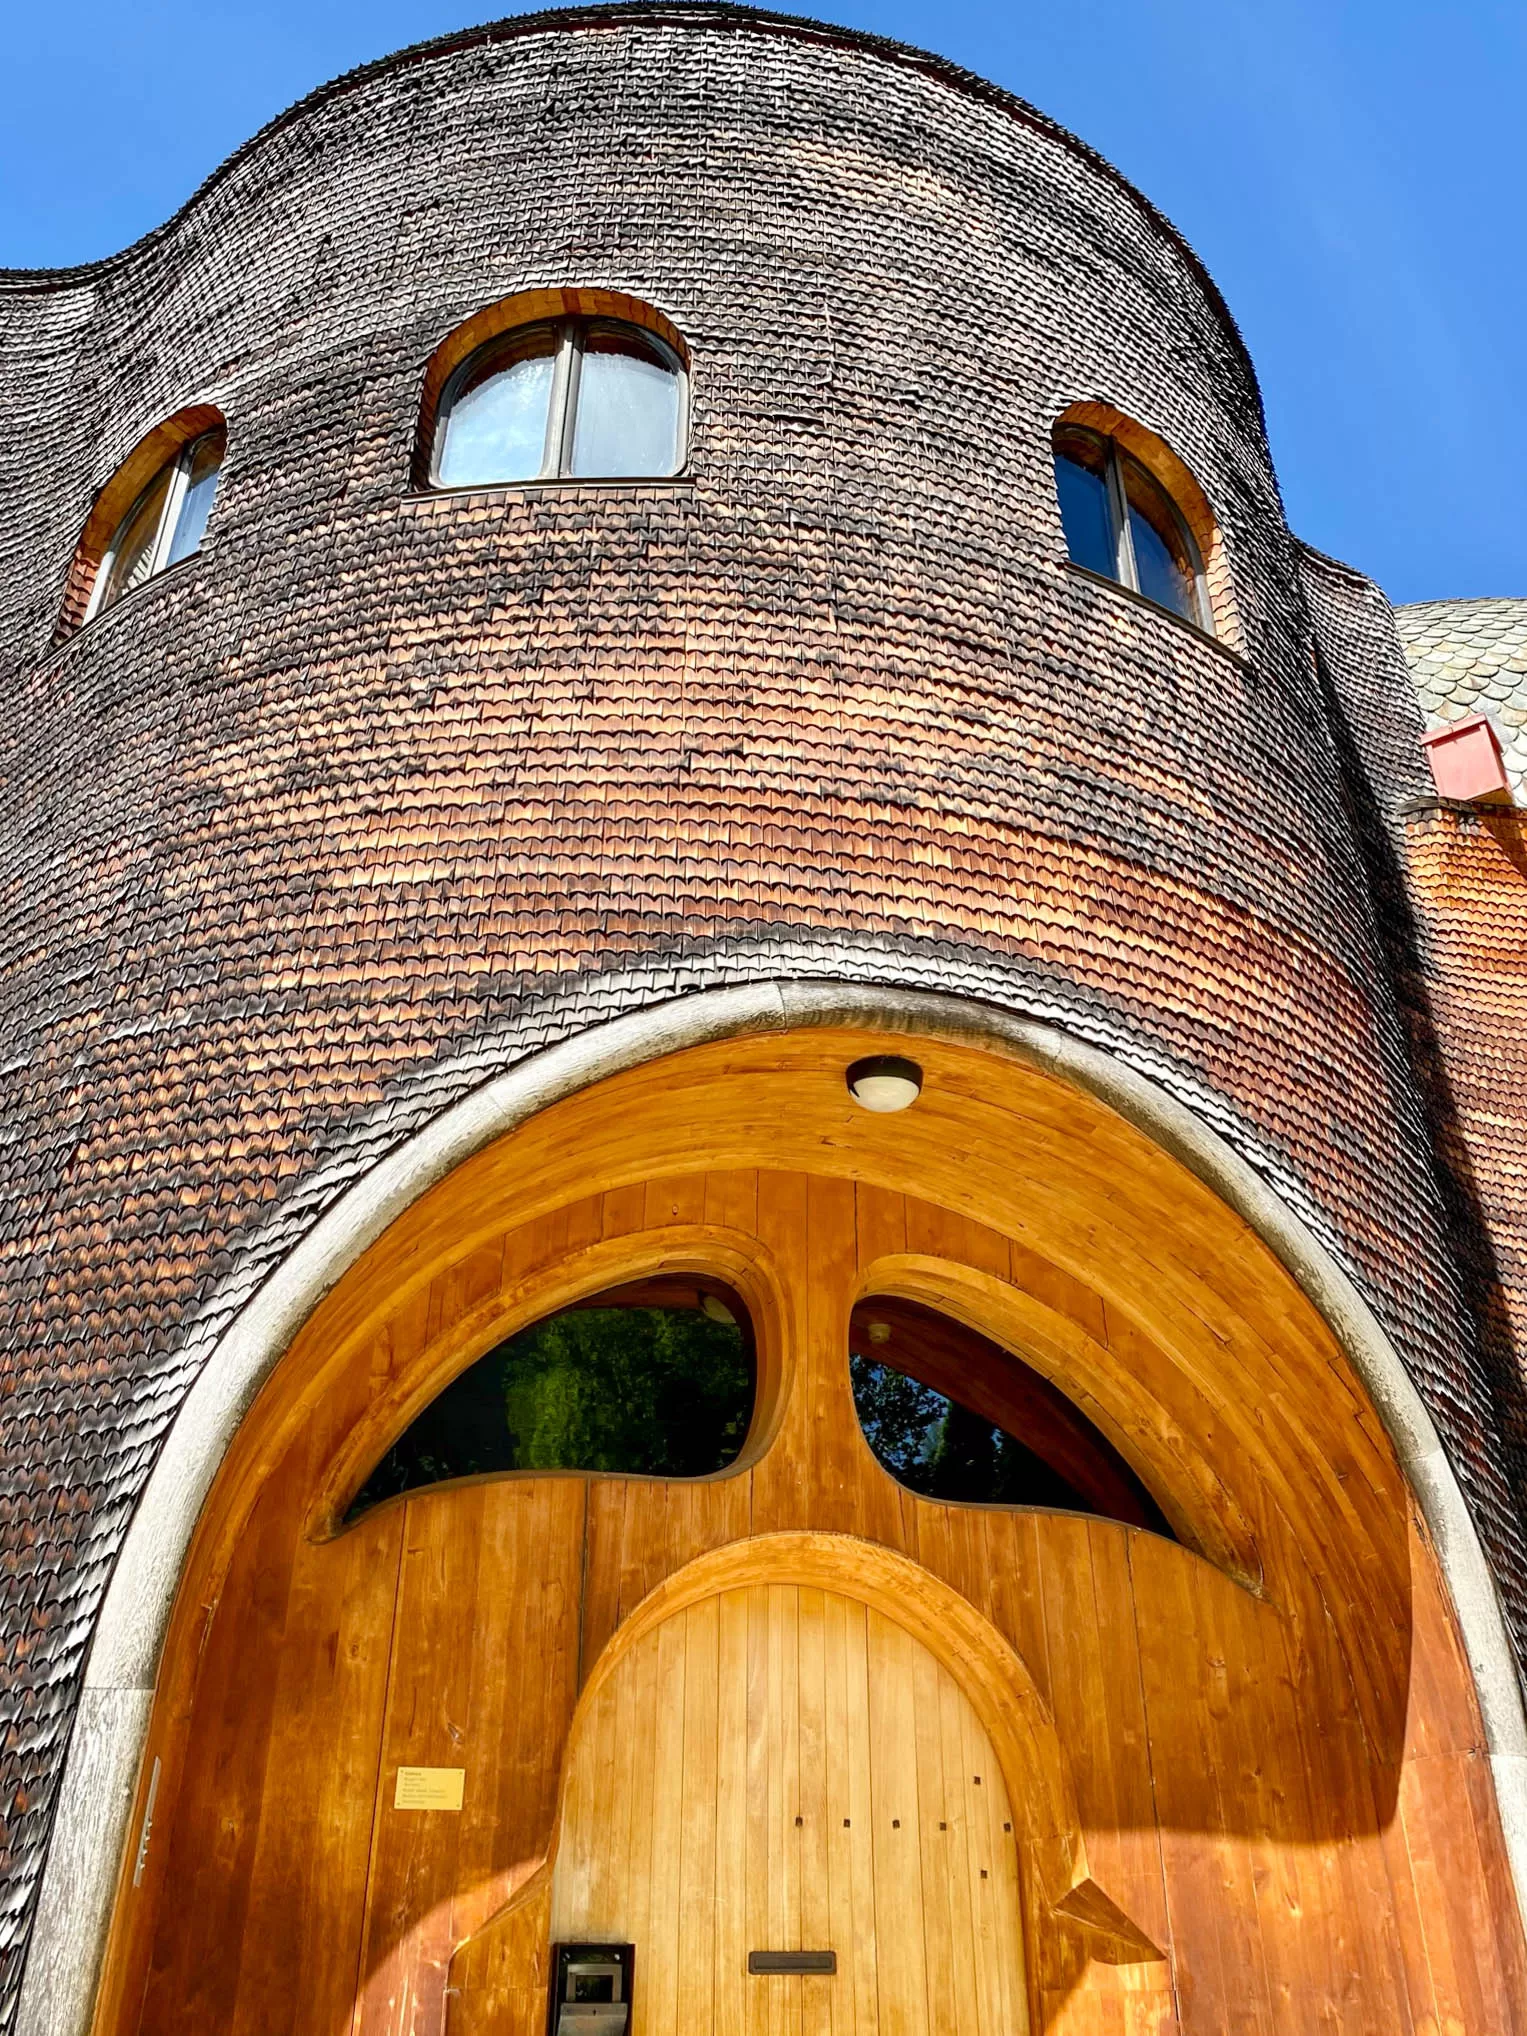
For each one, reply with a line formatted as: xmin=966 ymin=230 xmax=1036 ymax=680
xmin=846 ymin=1055 xmax=924 ymax=1114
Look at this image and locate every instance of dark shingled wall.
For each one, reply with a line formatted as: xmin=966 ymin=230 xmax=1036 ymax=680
xmin=0 ymin=4 xmax=1517 ymax=2015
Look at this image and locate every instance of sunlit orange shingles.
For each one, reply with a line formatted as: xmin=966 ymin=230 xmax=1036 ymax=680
xmin=1405 ymin=807 xmax=1527 ymax=1361
xmin=1387 ymin=804 xmax=1527 ymax=2013
xmin=359 ymin=759 xmax=1392 ymax=1182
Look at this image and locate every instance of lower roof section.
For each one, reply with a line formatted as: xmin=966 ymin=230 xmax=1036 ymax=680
xmin=1397 ymin=596 xmax=1527 ymax=798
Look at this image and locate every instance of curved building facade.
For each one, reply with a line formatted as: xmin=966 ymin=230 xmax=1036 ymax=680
xmin=2 ymin=9 xmax=1525 ymax=2035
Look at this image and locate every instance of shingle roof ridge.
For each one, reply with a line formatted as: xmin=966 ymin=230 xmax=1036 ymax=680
xmin=0 ymin=1 xmax=1264 ymax=424
xmin=1292 ymin=538 xmax=1387 ymax=591
xmin=1394 ymin=596 xmax=1527 ymax=614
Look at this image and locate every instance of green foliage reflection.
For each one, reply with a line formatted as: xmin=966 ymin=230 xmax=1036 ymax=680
xmin=850 ymin=1353 xmax=1091 ymax=1510
xmin=351 ymin=1303 xmax=752 ymax=1514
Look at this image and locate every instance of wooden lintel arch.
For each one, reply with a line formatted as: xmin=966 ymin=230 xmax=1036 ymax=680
xmin=858 ymin=1251 xmax=1261 ymax=1588
xmin=53 ymin=996 xmax=1527 ymax=2036
xmin=574 ymin=1533 xmax=1095 ymax=1912
xmin=413 ymin=285 xmax=690 ymax=488
xmin=56 ymin=402 xmax=225 ymax=638
xmin=447 ymin=1533 xmax=1165 ymax=2036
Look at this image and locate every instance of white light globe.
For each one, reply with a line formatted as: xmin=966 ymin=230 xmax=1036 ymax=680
xmin=845 ymin=1055 xmax=924 ymax=1114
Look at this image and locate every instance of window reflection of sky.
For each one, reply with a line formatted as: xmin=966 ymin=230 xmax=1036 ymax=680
xmin=571 ymin=342 xmax=680 ymax=476
xmin=105 ymin=469 xmax=173 ymax=601
xmin=1054 ymin=452 xmax=1115 ymax=578
xmin=439 ymin=349 xmax=554 ymax=485
xmin=165 ymin=437 xmax=222 ymax=566
xmin=1129 ymin=504 xmax=1194 ymax=619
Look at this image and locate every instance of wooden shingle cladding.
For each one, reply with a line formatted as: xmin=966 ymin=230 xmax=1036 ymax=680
xmin=1389 ymin=600 xmax=1527 ymax=1401
xmin=0 ymin=5 xmax=1522 ymax=2022
xmin=1404 ymin=805 xmax=1527 ymax=1474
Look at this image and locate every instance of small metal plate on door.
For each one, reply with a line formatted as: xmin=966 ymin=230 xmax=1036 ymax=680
xmin=555 ymin=2008 xmax=627 ymax=2035
xmin=748 ymin=1951 xmax=837 ymax=1975
xmin=393 ymin=1766 xmax=465 ymax=1810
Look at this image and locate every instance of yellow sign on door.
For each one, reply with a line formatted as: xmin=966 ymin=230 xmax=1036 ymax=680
xmin=393 ymin=1766 xmax=465 ymax=1811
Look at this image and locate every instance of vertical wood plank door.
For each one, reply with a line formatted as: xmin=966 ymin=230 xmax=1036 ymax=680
xmin=550 ymin=1583 xmax=1030 ymax=2036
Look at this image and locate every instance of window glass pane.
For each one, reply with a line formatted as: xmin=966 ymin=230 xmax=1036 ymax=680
xmin=1052 ymin=427 xmax=1117 ymax=580
xmin=849 ymin=1297 xmax=1172 ymax=1531
xmin=348 ymin=1280 xmax=753 ymax=1515
xmin=569 ymin=327 xmax=682 ymax=477
xmin=438 ymin=332 xmax=558 ymax=486
xmin=164 ymin=432 xmax=224 ymax=566
xmin=1122 ymin=455 xmax=1199 ymax=624
xmin=100 ymin=464 xmax=174 ymax=611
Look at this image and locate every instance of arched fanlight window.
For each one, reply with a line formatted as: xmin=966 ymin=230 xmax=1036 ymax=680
xmin=849 ymin=1296 xmax=1174 ymax=1536
xmin=84 ymin=427 xmax=225 ymax=622
xmin=432 ymin=316 xmax=686 ymax=488
xmin=347 ymin=1276 xmax=753 ymax=1517
xmin=1053 ymin=420 xmax=1212 ymax=634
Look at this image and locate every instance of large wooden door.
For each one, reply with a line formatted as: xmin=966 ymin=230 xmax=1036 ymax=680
xmin=550 ymin=1582 xmax=1029 ymax=2036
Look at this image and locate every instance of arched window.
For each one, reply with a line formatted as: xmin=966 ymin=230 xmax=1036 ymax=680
xmin=84 ymin=425 xmax=225 ymax=623
xmin=849 ymin=1295 xmax=1174 ymax=1535
xmin=432 ymin=315 xmax=686 ymax=488
xmin=348 ymin=1275 xmax=753 ymax=1516
xmin=1053 ymin=419 xmax=1212 ymax=634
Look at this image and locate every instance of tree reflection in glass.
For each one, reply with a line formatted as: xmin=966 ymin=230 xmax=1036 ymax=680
xmin=349 ymin=1281 xmax=753 ymax=1515
xmin=849 ymin=1297 xmax=1173 ymax=1531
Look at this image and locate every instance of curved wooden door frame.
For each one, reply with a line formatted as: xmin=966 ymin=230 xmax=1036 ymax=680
xmin=101 ymin=1026 xmax=1461 ymax=1921
xmin=91 ymin=1023 xmax=1423 ymax=1676
xmin=462 ymin=1532 xmax=1163 ymax=1998
xmin=40 ymin=995 xmax=1527 ymax=2036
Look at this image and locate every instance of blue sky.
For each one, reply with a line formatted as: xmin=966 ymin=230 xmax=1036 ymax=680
xmin=4 ymin=0 xmax=1522 ymax=604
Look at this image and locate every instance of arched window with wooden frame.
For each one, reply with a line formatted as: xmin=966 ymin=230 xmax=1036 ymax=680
xmin=347 ymin=1273 xmax=756 ymax=1516
xmin=418 ymin=289 xmax=690 ymax=491
xmin=1051 ymin=401 xmax=1239 ymax=647
xmin=848 ymin=1293 xmax=1175 ymax=1534
xmin=58 ymin=405 xmax=226 ymax=638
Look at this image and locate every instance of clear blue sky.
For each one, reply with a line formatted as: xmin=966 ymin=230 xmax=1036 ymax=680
xmin=4 ymin=0 xmax=1522 ymax=604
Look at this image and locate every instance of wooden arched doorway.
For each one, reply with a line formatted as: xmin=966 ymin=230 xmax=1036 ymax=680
xmin=90 ymin=1027 xmax=1527 ymax=2036
xmin=552 ymin=1581 xmax=1027 ymax=2036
